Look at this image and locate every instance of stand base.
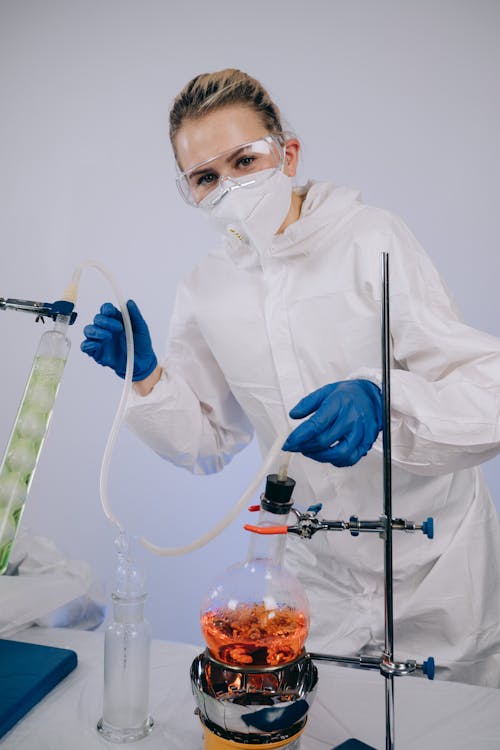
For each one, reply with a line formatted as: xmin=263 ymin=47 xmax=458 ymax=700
xmin=96 ymin=716 xmax=154 ymax=743
xmin=333 ymin=740 xmax=377 ymax=750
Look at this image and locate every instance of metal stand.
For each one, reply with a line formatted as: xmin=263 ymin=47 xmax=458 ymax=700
xmin=381 ymin=251 xmax=396 ymax=750
xmin=249 ymin=253 xmax=435 ymax=748
xmin=304 ymin=254 xmax=434 ymax=748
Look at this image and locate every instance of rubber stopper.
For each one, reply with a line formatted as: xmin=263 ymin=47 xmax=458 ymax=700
xmin=261 ymin=474 xmax=296 ymax=514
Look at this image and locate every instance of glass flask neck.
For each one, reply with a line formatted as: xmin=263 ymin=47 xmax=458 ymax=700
xmin=53 ymin=314 xmax=70 ymax=334
xmin=246 ymin=508 xmax=289 ymax=565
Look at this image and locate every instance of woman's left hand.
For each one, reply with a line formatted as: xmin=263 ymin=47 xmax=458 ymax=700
xmin=282 ymin=379 xmax=382 ymax=467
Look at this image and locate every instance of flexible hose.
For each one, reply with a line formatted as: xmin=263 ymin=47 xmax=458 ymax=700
xmin=139 ymin=433 xmax=289 ymax=556
xmin=70 ymin=260 xmax=134 ymax=532
xmin=71 ymin=261 xmax=293 ymax=555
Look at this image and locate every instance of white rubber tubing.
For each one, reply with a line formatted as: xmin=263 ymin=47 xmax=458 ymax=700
xmin=140 ymin=433 xmax=290 ymax=556
xmin=70 ymin=261 xmax=134 ymax=532
xmin=71 ymin=260 xmax=292 ymax=556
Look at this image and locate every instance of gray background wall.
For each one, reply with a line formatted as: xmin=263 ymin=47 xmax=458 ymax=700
xmin=0 ymin=0 xmax=499 ymax=645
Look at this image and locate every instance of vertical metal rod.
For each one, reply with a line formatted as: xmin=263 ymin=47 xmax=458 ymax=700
xmin=381 ymin=252 xmax=395 ymax=750
xmin=386 ymin=675 xmax=395 ymax=749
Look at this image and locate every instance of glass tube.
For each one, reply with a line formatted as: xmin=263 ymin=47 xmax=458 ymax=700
xmin=0 ymin=316 xmax=71 ymax=574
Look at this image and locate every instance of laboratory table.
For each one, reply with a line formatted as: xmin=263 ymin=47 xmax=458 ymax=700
xmin=0 ymin=627 xmax=499 ymax=749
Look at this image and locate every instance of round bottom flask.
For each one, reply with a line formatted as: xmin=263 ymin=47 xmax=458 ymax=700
xmin=200 ymin=556 xmax=309 ymax=668
xmin=192 ymin=474 xmax=317 ymax=750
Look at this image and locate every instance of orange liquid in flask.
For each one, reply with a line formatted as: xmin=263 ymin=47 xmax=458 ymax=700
xmin=201 ymin=602 xmax=308 ymax=667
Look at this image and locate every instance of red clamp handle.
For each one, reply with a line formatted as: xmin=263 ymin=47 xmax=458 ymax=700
xmin=244 ymin=524 xmax=289 ymax=535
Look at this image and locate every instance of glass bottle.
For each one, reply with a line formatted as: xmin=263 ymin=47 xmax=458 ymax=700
xmin=97 ymin=535 xmax=154 ymax=743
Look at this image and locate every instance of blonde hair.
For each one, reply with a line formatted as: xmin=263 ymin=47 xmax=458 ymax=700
xmin=169 ymin=68 xmax=283 ymax=152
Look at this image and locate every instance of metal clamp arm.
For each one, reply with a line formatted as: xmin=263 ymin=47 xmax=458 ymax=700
xmin=309 ymin=652 xmax=435 ymax=680
xmin=0 ymin=297 xmax=77 ymax=324
xmin=0 ymin=297 xmax=53 ymax=316
xmin=287 ymin=510 xmax=434 ymax=540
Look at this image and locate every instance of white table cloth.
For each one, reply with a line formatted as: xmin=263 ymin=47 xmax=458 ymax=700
xmin=0 ymin=627 xmax=499 ymax=749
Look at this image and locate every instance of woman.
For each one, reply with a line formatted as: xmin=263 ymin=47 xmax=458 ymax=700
xmin=81 ymin=68 xmax=500 ymax=687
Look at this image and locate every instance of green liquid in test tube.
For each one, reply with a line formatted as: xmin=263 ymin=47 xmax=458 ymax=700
xmin=0 ymin=316 xmax=71 ymax=573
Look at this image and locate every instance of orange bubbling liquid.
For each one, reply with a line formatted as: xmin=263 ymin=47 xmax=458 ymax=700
xmin=201 ymin=602 xmax=308 ymax=667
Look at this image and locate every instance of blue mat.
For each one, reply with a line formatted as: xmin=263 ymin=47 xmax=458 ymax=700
xmin=0 ymin=638 xmax=78 ymax=739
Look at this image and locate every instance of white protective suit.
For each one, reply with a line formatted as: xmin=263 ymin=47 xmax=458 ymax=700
xmin=126 ymin=181 xmax=500 ymax=687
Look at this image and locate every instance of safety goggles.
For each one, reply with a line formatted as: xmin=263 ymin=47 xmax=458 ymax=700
xmin=176 ymin=134 xmax=286 ymax=207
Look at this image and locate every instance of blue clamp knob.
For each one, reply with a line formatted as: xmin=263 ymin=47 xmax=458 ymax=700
xmin=422 ymin=657 xmax=435 ymax=680
xmin=421 ymin=517 xmax=434 ymax=539
xmin=47 ymin=300 xmax=78 ymax=325
xmin=307 ymin=503 xmax=323 ymax=515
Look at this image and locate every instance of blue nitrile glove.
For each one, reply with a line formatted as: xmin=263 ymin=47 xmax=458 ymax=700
xmin=282 ymin=380 xmax=382 ymax=467
xmin=80 ymin=299 xmax=158 ymax=381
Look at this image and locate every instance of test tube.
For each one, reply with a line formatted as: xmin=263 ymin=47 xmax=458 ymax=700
xmin=0 ymin=316 xmax=71 ymax=574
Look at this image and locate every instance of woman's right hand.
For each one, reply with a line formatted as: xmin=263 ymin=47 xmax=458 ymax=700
xmin=81 ymin=299 xmax=158 ymax=382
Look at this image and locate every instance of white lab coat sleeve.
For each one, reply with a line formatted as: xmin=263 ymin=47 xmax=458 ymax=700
xmin=125 ymin=281 xmax=254 ymax=474
xmin=352 ymin=209 xmax=500 ymax=476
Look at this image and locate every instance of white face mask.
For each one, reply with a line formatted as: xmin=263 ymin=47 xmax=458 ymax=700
xmin=200 ymin=168 xmax=293 ymax=254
